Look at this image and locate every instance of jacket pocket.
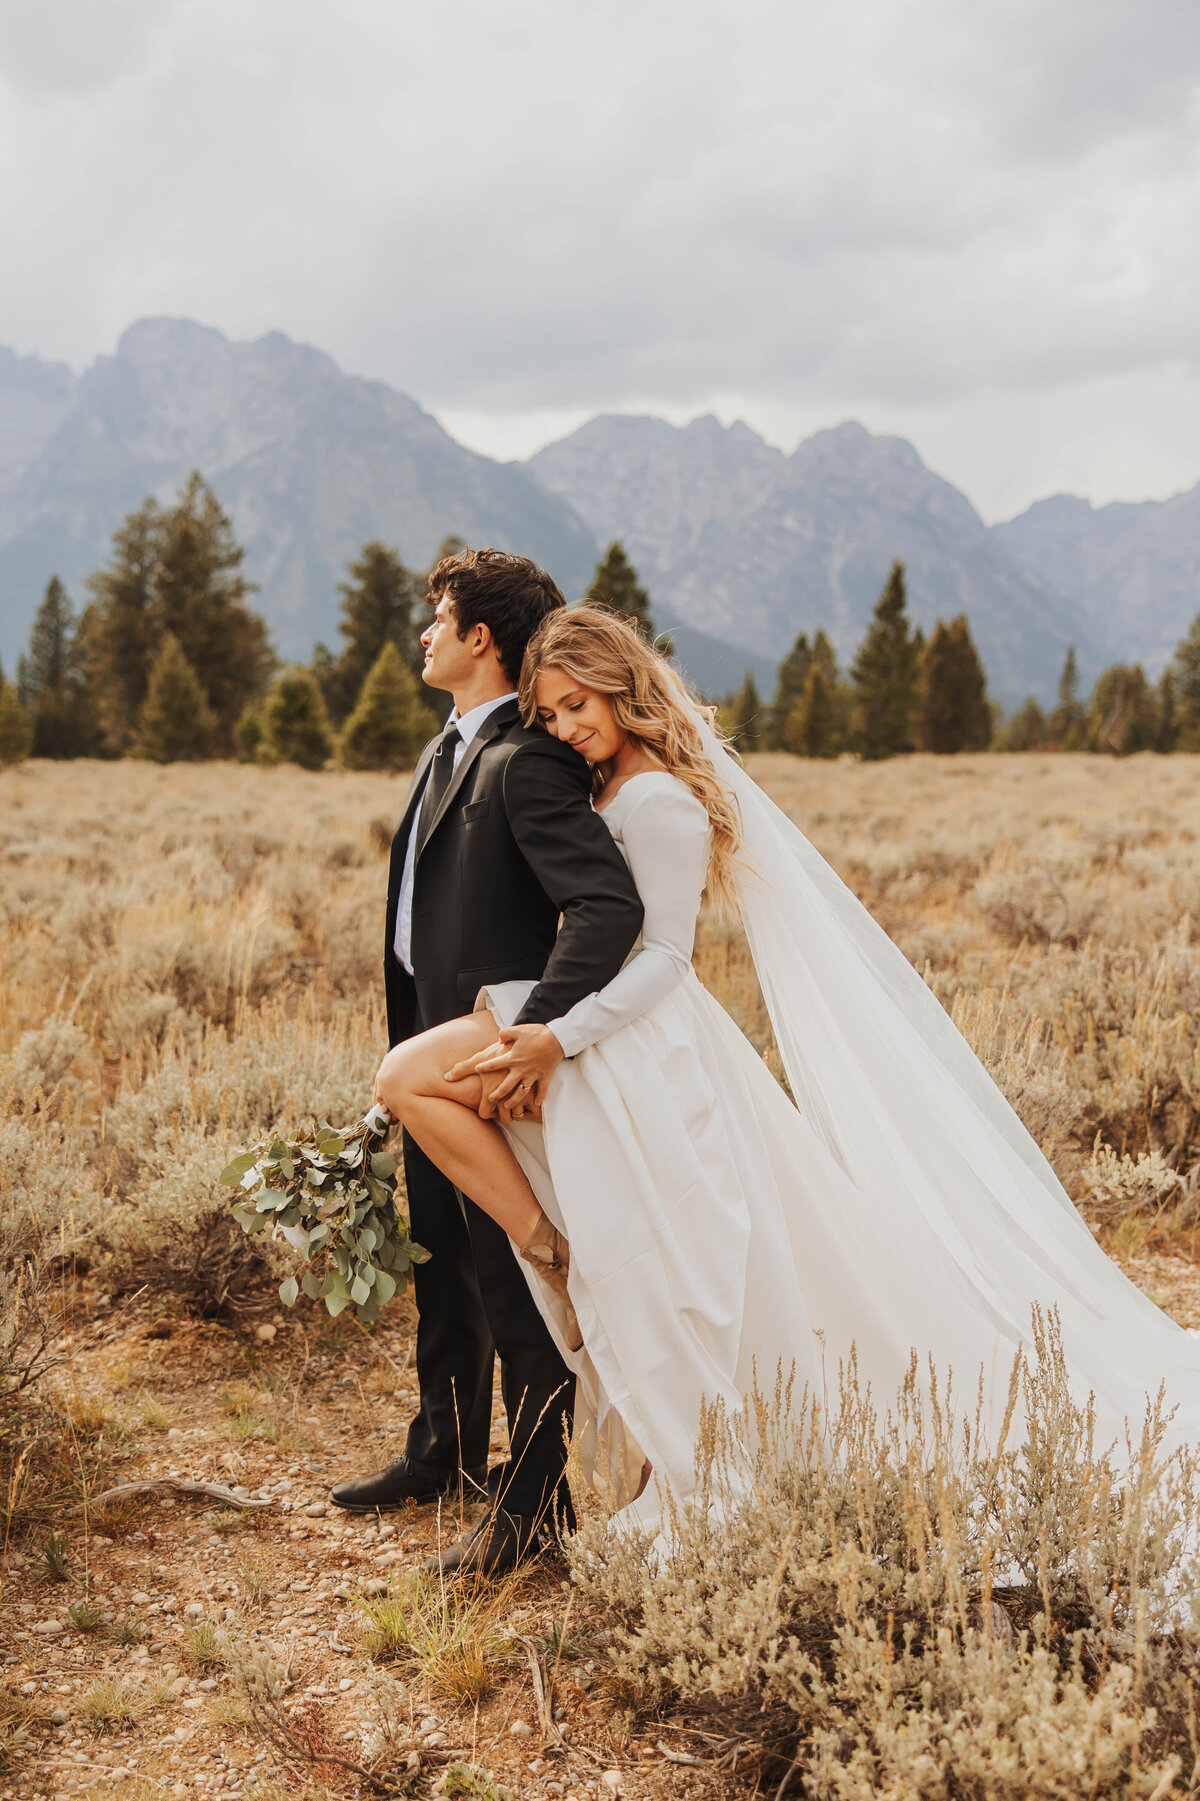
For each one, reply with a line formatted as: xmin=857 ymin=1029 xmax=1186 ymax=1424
xmin=461 ymin=798 xmax=490 ymax=823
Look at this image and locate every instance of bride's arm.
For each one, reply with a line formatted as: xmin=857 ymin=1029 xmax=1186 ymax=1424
xmin=544 ymin=781 xmax=709 ymax=1056
xmin=455 ymin=782 xmax=710 ymax=1110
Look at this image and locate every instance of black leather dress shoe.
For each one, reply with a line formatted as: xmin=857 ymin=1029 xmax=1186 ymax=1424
xmin=329 ymin=1456 xmax=488 ymax=1512
xmin=421 ymin=1507 xmax=549 ymax=1577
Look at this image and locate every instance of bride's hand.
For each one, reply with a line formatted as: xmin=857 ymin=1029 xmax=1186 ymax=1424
xmin=445 ymin=1025 xmax=564 ymax=1122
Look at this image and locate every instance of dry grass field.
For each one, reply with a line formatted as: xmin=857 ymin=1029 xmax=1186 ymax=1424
xmin=2 ymin=750 xmax=1200 ymax=1801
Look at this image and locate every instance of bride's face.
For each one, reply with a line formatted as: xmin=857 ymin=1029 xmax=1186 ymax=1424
xmin=533 ymin=668 xmax=626 ymax=763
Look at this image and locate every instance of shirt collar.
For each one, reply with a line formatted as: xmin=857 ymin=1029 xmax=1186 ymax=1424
xmin=449 ymin=691 xmax=519 ymax=749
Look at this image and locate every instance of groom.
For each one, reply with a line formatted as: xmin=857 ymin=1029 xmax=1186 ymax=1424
xmin=330 ymin=547 xmax=644 ymax=1574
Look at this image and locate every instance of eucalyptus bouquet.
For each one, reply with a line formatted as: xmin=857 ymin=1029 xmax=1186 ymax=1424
xmin=220 ymin=1103 xmax=429 ymax=1324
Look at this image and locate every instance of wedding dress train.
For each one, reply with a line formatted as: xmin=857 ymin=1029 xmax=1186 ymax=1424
xmin=480 ymin=753 xmax=1200 ymax=1527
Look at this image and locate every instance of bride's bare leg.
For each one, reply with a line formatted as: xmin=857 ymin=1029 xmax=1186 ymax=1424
xmin=376 ymin=1013 xmax=541 ymax=1244
xmin=377 ymin=1013 xmax=582 ymax=1350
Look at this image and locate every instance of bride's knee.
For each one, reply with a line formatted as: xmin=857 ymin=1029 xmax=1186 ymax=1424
xmin=376 ymin=1042 xmax=423 ymax=1116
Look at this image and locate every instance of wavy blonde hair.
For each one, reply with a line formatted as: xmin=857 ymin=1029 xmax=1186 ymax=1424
xmin=518 ymin=606 xmax=743 ymax=913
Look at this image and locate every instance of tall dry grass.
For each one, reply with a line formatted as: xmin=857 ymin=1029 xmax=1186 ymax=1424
xmin=2 ymin=750 xmax=1198 ymax=1325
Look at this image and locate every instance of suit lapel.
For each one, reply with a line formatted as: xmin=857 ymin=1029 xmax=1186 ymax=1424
xmin=416 ymin=698 xmax=518 ymax=862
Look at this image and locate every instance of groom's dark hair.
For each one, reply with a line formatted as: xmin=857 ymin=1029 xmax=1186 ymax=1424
xmin=427 ymin=547 xmax=565 ymax=684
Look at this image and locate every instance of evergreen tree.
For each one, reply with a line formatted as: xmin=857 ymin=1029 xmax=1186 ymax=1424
xmin=262 ymin=667 xmax=333 ymax=769
xmin=1155 ymin=667 xmax=1179 ymax=753
xmin=996 ymin=698 xmax=1047 ymax=752
xmin=152 ymin=472 xmax=273 ymax=748
xmin=786 ymin=660 xmax=842 ymax=757
xmin=85 ymin=499 xmax=161 ymax=754
xmin=234 ymin=701 xmax=268 ymax=762
xmin=1085 ymin=664 xmax=1159 ymax=755
xmin=727 ymin=673 xmax=764 ymax=750
xmin=19 ymin=576 xmax=95 ymax=758
xmin=1046 ymin=646 xmax=1086 ymax=749
xmin=850 ymin=560 xmax=920 ymax=759
xmin=324 ymin=543 xmax=424 ymax=725
xmin=133 ymin=634 xmax=215 ymax=762
xmin=919 ymin=615 xmax=992 ymax=753
xmin=585 ymin=543 xmax=667 ymax=647
xmin=768 ymin=632 xmax=811 ymax=748
xmin=1169 ymin=611 xmax=1200 ymax=751
xmin=0 ymin=677 xmax=32 ymax=766
xmin=338 ymin=642 xmax=438 ymax=771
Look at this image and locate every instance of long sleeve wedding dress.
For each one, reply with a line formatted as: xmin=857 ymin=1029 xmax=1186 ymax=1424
xmin=480 ymin=755 xmax=1200 ymax=1528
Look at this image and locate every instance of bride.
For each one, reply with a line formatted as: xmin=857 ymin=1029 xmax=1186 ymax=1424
xmin=376 ymin=605 xmax=1200 ymax=1539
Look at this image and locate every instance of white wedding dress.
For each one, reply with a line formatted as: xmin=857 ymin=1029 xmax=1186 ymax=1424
xmin=480 ymin=751 xmax=1200 ymax=1527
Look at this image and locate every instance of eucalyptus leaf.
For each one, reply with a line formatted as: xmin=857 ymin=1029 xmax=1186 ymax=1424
xmin=220 ymin=1152 xmax=259 ymax=1186
xmin=370 ymin=1151 xmax=397 ymax=1178
xmin=279 ymin=1275 xmax=299 ymax=1307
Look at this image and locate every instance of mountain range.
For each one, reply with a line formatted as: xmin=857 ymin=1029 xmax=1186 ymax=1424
xmin=1 ymin=318 xmax=1198 ymax=707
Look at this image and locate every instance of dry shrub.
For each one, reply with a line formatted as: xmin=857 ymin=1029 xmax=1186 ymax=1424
xmin=567 ymin=1314 xmax=1200 ymax=1798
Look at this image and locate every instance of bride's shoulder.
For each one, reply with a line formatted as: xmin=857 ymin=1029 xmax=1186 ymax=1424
xmin=614 ymin=771 xmax=708 ymax=830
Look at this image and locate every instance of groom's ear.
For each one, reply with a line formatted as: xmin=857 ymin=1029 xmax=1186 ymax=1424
xmin=467 ymin=620 xmax=502 ymax=666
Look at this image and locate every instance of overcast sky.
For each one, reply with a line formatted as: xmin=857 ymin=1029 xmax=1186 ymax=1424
xmin=1 ymin=0 xmax=1198 ymax=521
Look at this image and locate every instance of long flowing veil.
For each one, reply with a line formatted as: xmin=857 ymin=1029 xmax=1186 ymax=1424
xmin=699 ymin=719 xmax=1200 ymax=1445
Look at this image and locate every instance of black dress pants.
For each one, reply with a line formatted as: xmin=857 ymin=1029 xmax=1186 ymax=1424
xmin=401 ymin=1128 xmax=576 ymax=1525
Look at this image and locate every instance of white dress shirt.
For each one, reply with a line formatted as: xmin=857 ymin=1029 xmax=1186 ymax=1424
xmin=394 ymin=691 xmax=518 ymax=974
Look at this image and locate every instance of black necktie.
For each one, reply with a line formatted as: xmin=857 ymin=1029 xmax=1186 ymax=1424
xmin=416 ymin=723 xmax=461 ymax=851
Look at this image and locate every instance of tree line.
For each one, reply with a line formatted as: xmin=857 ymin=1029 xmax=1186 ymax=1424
xmin=1 ymin=474 xmax=1197 ymax=769
xmin=721 ymin=560 xmax=1200 ymax=759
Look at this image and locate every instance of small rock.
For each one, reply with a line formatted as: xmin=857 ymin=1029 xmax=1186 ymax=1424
xmin=363 ymin=1578 xmax=388 ymax=1597
xmin=50 ymin=1708 xmax=70 ymax=1725
xmin=423 ymin=1731 xmax=447 ymax=1748
xmin=509 ymin=1720 xmax=533 ymax=1739
xmin=600 ymin=1773 xmax=622 ymax=1795
xmin=254 ymin=1323 xmax=277 ymax=1342
xmin=419 ymin=1715 xmax=440 ymax=1733
xmin=32 ymin=1619 xmax=64 ymax=1636
xmin=131 ymin=1591 xmax=151 ymax=1605
xmin=183 ymin=1603 xmax=205 ymax=1619
xmin=111 ymin=1768 xmax=132 ymax=1780
xmin=92 ymin=1535 xmax=113 ymax=1547
xmin=168 ymin=1676 xmax=189 ymax=1697
xmin=305 ymin=1501 xmax=327 ymax=1518
xmin=338 ymin=1678 xmax=352 ymax=1691
xmin=546 ymin=1786 xmax=564 ymax=1797
xmin=222 ymin=1607 xmax=237 ymax=1623
xmin=198 ymin=1678 xmax=218 ymax=1691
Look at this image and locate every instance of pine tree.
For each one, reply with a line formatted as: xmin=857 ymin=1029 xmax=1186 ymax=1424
xmin=19 ymin=576 xmax=95 ymax=758
xmin=0 ymin=677 xmax=32 ymax=766
xmin=133 ymin=634 xmax=215 ymax=762
xmin=1156 ymin=668 xmax=1179 ymax=753
xmin=262 ymin=667 xmax=333 ymax=769
xmin=786 ymin=660 xmax=842 ymax=757
xmin=1170 ymin=612 xmax=1200 ymax=751
xmin=234 ymin=702 xmax=268 ymax=762
xmin=1085 ymin=665 xmax=1160 ymax=755
xmin=996 ymin=698 xmax=1047 ymax=751
xmin=768 ymin=633 xmax=811 ymax=748
xmin=850 ymin=560 xmax=920 ymax=759
xmin=585 ymin=543 xmax=667 ymax=648
xmin=919 ymin=615 xmax=992 ymax=753
xmin=152 ymin=472 xmax=273 ymax=748
xmin=85 ymin=499 xmax=161 ymax=753
xmin=324 ymin=543 xmax=424 ymax=726
xmin=1047 ymin=646 xmax=1086 ymax=749
xmin=338 ymin=642 xmax=438 ymax=771
xmin=727 ymin=673 xmax=764 ymax=750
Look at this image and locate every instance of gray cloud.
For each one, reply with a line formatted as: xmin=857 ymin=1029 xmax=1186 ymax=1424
xmin=0 ymin=0 xmax=1198 ymax=518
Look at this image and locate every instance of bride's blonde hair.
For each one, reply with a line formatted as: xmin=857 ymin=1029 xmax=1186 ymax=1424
xmin=518 ymin=606 xmax=743 ymax=913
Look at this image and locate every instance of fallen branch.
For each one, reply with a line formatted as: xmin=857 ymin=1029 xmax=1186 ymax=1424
xmin=82 ymin=1477 xmax=274 ymax=1511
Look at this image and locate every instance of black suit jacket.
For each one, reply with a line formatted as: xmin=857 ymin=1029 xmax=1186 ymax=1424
xmin=384 ymin=699 xmax=644 ymax=1044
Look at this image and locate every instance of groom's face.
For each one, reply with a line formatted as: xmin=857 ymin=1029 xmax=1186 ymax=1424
xmin=421 ymin=592 xmax=479 ymax=692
